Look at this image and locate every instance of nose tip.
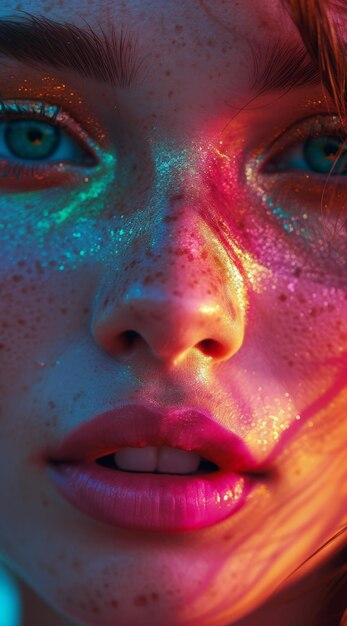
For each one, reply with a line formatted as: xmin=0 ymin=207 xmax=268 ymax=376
xmin=93 ymin=291 xmax=245 ymax=368
xmin=113 ymin=330 xmax=234 ymax=365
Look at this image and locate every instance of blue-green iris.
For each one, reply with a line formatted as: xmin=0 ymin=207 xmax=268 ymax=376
xmin=4 ymin=119 xmax=60 ymax=160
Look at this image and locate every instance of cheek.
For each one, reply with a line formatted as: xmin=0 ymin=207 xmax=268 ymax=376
xmin=0 ymin=259 xmax=71 ymax=389
xmin=0 ymin=263 xmax=42 ymax=376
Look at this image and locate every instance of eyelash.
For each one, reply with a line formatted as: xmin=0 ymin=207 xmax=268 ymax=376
xmin=0 ymin=98 xmax=97 ymax=186
xmin=0 ymin=98 xmax=64 ymax=124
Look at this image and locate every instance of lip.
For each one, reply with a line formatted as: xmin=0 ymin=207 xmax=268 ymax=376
xmin=46 ymin=403 xmax=271 ymax=533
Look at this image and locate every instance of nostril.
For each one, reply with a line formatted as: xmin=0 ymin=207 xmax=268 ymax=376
xmin=115 ymin=330 xmax=140 ymax=353
xmin=198 ymin=339 xmax=226 ymax=358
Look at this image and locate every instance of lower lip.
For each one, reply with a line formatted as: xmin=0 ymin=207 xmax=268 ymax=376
xmin=47 ymin=462 xmax=256 ymax=533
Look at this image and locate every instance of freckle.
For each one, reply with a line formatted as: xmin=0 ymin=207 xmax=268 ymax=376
xmin=92 ymin=606 xmax=101 ymax=614
xmin=223 ymin=532 xmax=232 ymax=541
xmin=17 ymin=318 xmax=26 ymax=325
xmin=40 ymin=492 xmax=49 ymax=507
xmin=47 ymin=565 xmax=57 ymax=577
xmin=150 ymin=592 xmax=159 ymax=602
xmin=12 ymin=274 xmax=22 ymax=282
xmin=35 ymin=260 xmax=44 ymax=275
xmin=48 ymin=401 xmax=56 ymax=409
xmin=278 ymin=293 xmax=287 ymax=301
xmin=84 ymin=307 xmax=90 ymax=315
xmin=293 ymin=267 xmax=302 ymax=277
xmin=60 ymin=307 xmax=67 ymax=314
xmin=165 ymin=69 xmax=171 ymax=76
xmin=175 ymin=24 xmax=183 ymax=33
xmin=134 ymin=595 xmax=148 ymax=606
xmin=109 ymin=599 xmax=118 ymax=607
xmin=72 ymin=559 xmax=81 ymax=569
xmin=168 ymin=90 xmax=174 ymax=97
xmin=164 ymin=213 xmax=177 ymax=222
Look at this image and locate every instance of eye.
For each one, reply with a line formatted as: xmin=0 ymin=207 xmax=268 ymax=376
xmin=0 ymin=100 xmax=96 ymax=165
xmin=262 ymin=115 xmax=347 ymax=177
xmin=1 ymin=117 xmax=93 ymax=164
xmin=0 ymin=99 xmax=99 ymax=190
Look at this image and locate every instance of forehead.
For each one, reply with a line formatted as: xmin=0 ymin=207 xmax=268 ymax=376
xmin=0 ymin=0 xmax=292 ymax=49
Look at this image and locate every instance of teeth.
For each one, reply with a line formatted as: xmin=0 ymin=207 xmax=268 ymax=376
xmin=113 ymin=446 xmax=201 ymax=474
xmin=158 ymin=446 xmax=200 ymax=474
xmin=114 ymin=446 xmax=157 ymax=472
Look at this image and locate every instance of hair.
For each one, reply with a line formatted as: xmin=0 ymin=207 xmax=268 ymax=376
xmin=271 ymin=1 xmax=347 ymax=625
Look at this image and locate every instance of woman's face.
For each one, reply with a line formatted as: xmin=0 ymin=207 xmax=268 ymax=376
xmin=0 ymin=0 xmax=346 ymax=625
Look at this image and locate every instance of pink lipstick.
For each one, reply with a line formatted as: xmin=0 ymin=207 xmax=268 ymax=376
xmin=46 ymin=403 xmax=271 ymax=533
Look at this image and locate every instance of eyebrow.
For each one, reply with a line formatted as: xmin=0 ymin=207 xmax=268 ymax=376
xmin=0 ymin=13 xmax=144 ymax=89
xmin=0 ymin=14 xmax=324 ymax=96
xmin=247 ymin=38 xmax=322 ymax=97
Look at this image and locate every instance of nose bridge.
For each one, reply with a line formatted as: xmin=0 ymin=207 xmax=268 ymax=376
xmin=137 ymin=140 xmax=228 ymax=283
xmin=143 ymin=196 xmax=238 ymax=314
xmin=92 ymin=139 xmax=249 ymax=367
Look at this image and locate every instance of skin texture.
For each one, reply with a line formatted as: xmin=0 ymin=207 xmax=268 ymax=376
xmin=0 ymin=0 xmax=346 ymax=625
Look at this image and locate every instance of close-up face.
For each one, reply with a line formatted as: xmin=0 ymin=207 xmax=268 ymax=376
xmin=0 ymin=0 xmax=346 ymax=625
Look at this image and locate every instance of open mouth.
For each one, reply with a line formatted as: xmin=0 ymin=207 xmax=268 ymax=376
xmin=46 ymin=405 xmax=271 ymax=532
xmin=95 ymin=448 xmax=219 ymax=475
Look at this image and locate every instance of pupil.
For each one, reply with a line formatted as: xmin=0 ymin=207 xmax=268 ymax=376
xmin=28 ymin=129 xmax=43 ymax=144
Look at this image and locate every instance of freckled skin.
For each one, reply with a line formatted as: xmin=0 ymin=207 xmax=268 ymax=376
xmin=0 ymin=1 xmax=346 ymax=626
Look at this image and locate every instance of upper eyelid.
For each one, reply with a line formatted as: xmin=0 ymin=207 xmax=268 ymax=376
xmin=264 ymin=113 xmax=343 ymax=153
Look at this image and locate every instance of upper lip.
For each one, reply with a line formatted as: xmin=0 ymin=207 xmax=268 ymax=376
xmin=48 ymin=403 xmax=269 ymax=474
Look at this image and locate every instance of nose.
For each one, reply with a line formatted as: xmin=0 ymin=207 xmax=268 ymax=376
xmin=92 ymin=203 xmax=247 ymax=369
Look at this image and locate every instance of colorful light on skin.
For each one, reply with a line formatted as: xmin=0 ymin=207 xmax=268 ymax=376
xmin=0 ymin=1 xmax=346 ymax=626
